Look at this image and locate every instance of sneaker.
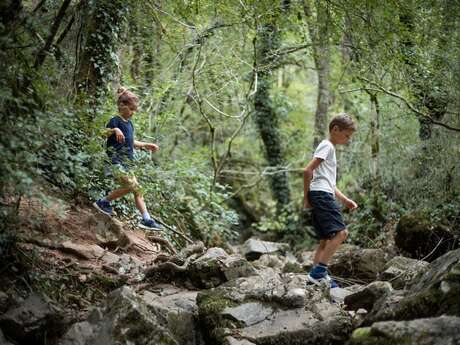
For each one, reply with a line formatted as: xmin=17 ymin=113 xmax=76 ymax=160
xmin=329 ymin=278 xmax=339 ymax=288
xmin=307 ymin=274 xmax=339 ymax=288
xmin=306 ymin=273 xmax=330 ymax=286
xmin=93 ymin=199 xmax=114 ymax=216
xmin=138 ymin=218 xmax=164 ymax=231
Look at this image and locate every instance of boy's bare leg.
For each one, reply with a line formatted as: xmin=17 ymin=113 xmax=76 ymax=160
xmin=317 ymin=229 xmax=348 ymax=264
xmin=106 ymin=188 xmax=131 ymax=201
xmin=134 ymin=192 xmax=147 ymax=215
xmin=313 ymin=240 xmax=327 ymax=265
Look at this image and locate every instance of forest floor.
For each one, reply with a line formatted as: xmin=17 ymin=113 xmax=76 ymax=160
xmin=2 ymin=185 xmax=166 ymax=322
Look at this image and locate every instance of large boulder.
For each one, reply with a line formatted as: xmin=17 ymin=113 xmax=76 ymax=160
xmin=379 ymin=256 xmax=429 ymax=289
xmin=189 ymin=248 xmax=257 ymax=288
xmin=196 ymin=269 xmax=352 ymax=345
xmin=348 ymin=315 xmax=460 ymax=345
xmin=344 ymin=281 xmax=393 ymax=311
xmin=0 ymin=293 xmax=64 ymax=345
xmin=395 ymin=213 xmax=458 ymax=261
xmin=60 ymin=286 xmax=179 ymax=345
xmin=328 ymin=245 xmax=391 ymax=282
xmin=364 ymin=248 xmax=460 ymax=325
xmin=140 ymin=285 xmax=205 ymax=345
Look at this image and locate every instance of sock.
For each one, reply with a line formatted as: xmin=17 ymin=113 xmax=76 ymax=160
xmin=318 ymin=262 xmax=328 ymax=268
xmin=101 ymin=197 xmax=110 ymax=204
xmin=142 ymin=211 xmax=151 ymax=221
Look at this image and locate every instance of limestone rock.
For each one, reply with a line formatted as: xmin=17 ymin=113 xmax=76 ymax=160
xmin=60 ymin=241 xmax=105 ymax=260
xmin=242 ymin=239 xmax=289 ymax=261
xmin=140 ymin=285 xmax=204 ymax=345
xmin=379 ymin=256 xmax=429 ymax=289
xmin=197 ymin=270 xmax=352 ymax=345
xmin=60 ymin=286 xmax=180 ymax=345
xmin=0 ymin=293 xmax=62 ymax=344
xmin=365 ymin=248 xmax=460 ymax=325
xmin=348 ymin=315 xmax=460 ymax=345
xmin=329 ymin=244 xmax=390 ymax=282
xmin=344 ymin=281 xmax=393 ymax=311
xmin=84 ymin=212 xmax=124 ymax=247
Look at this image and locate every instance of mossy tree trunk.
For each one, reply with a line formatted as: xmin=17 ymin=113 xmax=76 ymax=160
xmin=75 ymin=0 xmax=129 ymax=100
xmin=254 ymin=14 xmax=291 ymax=212
xmin=399 ymin=4 xmax=449 ymax=140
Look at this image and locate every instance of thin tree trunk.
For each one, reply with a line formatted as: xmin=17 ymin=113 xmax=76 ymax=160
xmin=302 ymin=0 xmax=331 ymax=148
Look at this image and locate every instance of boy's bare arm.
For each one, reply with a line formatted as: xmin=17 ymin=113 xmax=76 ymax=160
xmin=303 ymin=158 xmax=323 ymax=209
xmin=134 ymin=140 xmax=159 ymax=152
xmin=102 ymin=128 xmax=124 ymax=143
xmin=334 ymin=187 xmax=358 ymax=211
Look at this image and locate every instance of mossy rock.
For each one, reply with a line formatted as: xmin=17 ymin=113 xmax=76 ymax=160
xmin=395 ymin=213 xmax=458 ymax=261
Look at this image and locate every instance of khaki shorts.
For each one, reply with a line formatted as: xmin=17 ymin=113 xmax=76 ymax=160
xmin=106 ymin=163 xmax=141 ymax=193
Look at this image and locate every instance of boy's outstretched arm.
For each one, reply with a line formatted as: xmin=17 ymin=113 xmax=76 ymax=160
xmin=303 ymin=158 xmax=323 ymax=209
xmin=334 ymin=187 xmax=358 ymax=211
xmin=134 ymin=140 xmax=159 ymax=152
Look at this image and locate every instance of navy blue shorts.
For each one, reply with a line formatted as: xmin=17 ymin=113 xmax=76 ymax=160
xmin=308 ymin=190 xmax=346 ymax=240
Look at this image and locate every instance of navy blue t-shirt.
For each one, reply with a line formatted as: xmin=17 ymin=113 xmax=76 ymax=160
xmin=106 ymin=116 xmax=135 ymax=165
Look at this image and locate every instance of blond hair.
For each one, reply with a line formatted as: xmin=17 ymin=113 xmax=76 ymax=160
xmin=116 ymin=87 xmax=139 ymax=108
xmin=329 ymin=113 xmax=356 ymax=132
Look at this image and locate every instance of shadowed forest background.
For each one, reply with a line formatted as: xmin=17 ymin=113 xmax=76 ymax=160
xmin=1 ymin=0 xmax=459 ymax=250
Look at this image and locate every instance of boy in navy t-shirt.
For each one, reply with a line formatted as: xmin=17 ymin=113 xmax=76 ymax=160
xmin=93 ymin=87 xmax=163 ymax=231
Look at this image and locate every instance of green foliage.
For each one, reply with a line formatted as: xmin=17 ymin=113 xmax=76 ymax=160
xmin=1 ymin=0 xmax=459 ymax=253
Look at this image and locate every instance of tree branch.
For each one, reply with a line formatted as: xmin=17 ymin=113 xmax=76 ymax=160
xmin=34 ymin=0 xmax=72 ymax=69
xmin=358 ymin=77 xmax=460 ymax=132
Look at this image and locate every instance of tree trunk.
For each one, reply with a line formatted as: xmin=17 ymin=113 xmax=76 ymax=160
xmin=303 ymin=0 xmax=331 ymax=148
xmin=399 ymin=7 xmax=448 ymax=140
xmin=254 ymin=19 xmax=291 ymax=212
xmin=75 ymin=0 xmax=128 ymax=98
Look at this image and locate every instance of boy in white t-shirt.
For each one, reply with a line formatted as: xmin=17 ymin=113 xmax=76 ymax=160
xmin=303 ymin=113 xmax=358 ymax=287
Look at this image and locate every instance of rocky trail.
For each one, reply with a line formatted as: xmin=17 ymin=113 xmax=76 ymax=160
xmin=0 ymin=193 xmax=459 ymax=345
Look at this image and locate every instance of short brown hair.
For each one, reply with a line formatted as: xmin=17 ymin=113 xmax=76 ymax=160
xmin=329 ymin=113 xmax=356 ymax=132
xmin=116 ymin=87 xmax=138 ymax=108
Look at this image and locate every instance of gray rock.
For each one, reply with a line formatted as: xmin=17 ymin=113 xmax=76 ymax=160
xmin=141 ymin=287 xmax=204 ymax=345
xmin=344 ymin=281 xmax=393 ymax=311
xmin=0 ymin=292 xmax=9 ymax=313
xmin=60 ymin=286 xmax=179 ymax=345
xmin=0 ymin=329 xmax=14 ymax=345
xmin=0 ymin=293 xmax=61 ymax=344
xmin=329 ymin=244 xmax=391 ymax=282
xmin=365 ymin=248 xmax=460 ymax=325
xmin=379 ymin=256 xmax=429 ymax=289
xmin=84 ymin=212 xmax=124 ymax=247
xmin=224 ymin=337 xmax=256 ymax=345
xmin=242 ymin=239 xmax=289 ymax=261
xmin=348 ymin=315 xmax=460 ymax=345
xmin=189 ymin=248 xmax=256 ymax=288
xmin=197 ymin=271 xmax=352 ymax=345
xmin=330 ymin=287 xmax=354 ymax=304
xmin=60 ymin=241 xmax=105 ymax=260
xmin=222 ymin=302 xmax=273 ymax=326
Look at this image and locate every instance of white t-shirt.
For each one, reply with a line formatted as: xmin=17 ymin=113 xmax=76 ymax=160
xmin=310 ymin=139 xmax=336 ymax=194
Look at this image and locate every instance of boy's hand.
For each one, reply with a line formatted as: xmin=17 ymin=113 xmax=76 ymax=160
xmin=303 ymin=198 xmax=312 ymax=209
xmin=344 ymin=198 xmax=358 ymax=211
xmin=114 ymin=128 xmax=125 ymax=143
xmin=144 ymin=143 xmax=159 ymax=152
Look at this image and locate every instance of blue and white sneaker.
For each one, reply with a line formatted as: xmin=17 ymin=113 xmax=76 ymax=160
xmin=138 ymin=218 xmax=164 ymax=231
xmin=93 ymin=199 xmax=114 ymax=216
xmin=307 ymin=273 xmax=331 ymax=286
xmin=307 ymin=273 xmax=339 ymax=288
